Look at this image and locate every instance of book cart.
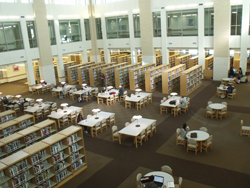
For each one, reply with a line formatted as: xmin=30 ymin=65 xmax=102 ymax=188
xmin=0 ymin=114 xmax=34 ymax=139
xmin=0 ymin=110 xmax=16 ymax=124
xmin=145 ymin=64 xmax=170 ymax=92
xmin=180 ymin=65 xmax=202 ymax=96
xmin=78 ymin=62 xmax=105 ymax=86
xmin=175 ymin=54 xmax=192 ymax=69
xmin=115 ymin=63 xmax=142 ymax=88
xmin=189 ymin=56 xmax=199 ymax=68
xmin=129 ymin=63 xmax=155 ymax=91
xmin=204 ymin=56 xmax=214 ymax=80
xmin=162 ymin=64 xmax=186 ymax=94
xmin=101 ymin=62 xmax=129 ymax=87
xmin=169 ymin=54 xmax=180 ymax=67
xmin=89 ymin=62 xmax=117 ymax=87
xmin=1 ymin=150 xmax=36 ymax=188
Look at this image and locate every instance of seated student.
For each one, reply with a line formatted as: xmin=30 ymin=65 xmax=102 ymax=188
xmin=226 ymin=85 xmax=234 ymax=94
xmin=101 ymin=87 xmax=106 ymax=93
xmin=119 ymin=85 xmax=125 ymax=98
xmin=179 ymin=96 xmax=187 ymax=107
xmin=143 ymin=175 xmax=166 ymax=188
xmin=180 ymin=123 xmax=188 ymax=139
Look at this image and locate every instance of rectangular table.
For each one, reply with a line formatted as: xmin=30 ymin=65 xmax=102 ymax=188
xmin=77 ymin=111 xmax=115 ymax=137
xmin=118 ymin=118 xmax=156 ymax=148
xmin=97 ymin=89 xmax=119 ymax=105
xmin=24 ymin=103 xmax=50 ymax=116
xmin=160 ymin=96 xmax=181 ymax=114
xmin=73 ymin=87 xmax=95 ymax=98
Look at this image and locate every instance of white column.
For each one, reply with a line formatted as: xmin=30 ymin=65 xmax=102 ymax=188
xmin=101 ymin=16 xmax=110 ymax=63
xmin=128 ymin=12 xmax=136 ymax=64
xmin=213 ymin=0 xmax=230 ymax=81
xmin=198 ymin=5 xmax=205 ymax=69
xmin=240 ymin=0 xmax=249 ymax=74
xmin=161 ymin=9 xmax=167 ymax=64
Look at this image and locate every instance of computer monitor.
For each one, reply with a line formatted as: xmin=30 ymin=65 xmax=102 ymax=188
xmin=233 ymin=68 xmax=237 ymax=72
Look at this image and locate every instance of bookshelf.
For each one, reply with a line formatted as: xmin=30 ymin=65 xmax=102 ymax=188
xmin=117 ymin=56 xmax=125 ymax=64
xmin=0 ymin=114 xmax=34 ymax=139
xmin=189 ymin=56 xmax=199 ymax=68
xmin=63 ymin=61 xmax=77 ymax=82
xmin=180 ymin=65 xmax=202 ymax=96
xmin=115 ymin=63 xmax=142 ymax=88
xmin=101 ymin=62 xmax=129 ymax=87
xmin=34 ymin=119 xmax=57 ymax=139
xmin=78 ymin=62 xmax=105 ymax=86
xmin=156 ymin=55 xmax=162 ymax=66
xmin=169 ymin=54 xmax=180 ymax=67
xmin=234 ymin=57 xmax=240 ymax=71
xmin=162 ymin=64 xmax=186 ymax=94
xmin=145 ymin=64 xmax=170 ymax=92
xmin=204 ymin=56 xmax=214 ymax=80
xmin=0 ymin=162 xmax=11 ymax=187
xmin=175 ymin=54 xmax=192 ymax=69
xmin=0 ymin=110 xmax=16 ymax=124
xmin=89 ymin=62 xmax=117 ymax=86
xmin=110 ymin=55 xmax=118 ymax=63
xmin=33 ymin=62 xmax=40 ymax=83
xmin=137 ymin=55 xmax=142 ymax=63
xmin=129 ymin=63 xmax=155 ymax=91
xmin=1 ymin=150 xmax=36 ymax=188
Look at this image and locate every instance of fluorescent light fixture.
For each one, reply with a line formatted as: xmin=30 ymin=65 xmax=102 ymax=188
xmin=204 ymin=2 xmax=214 ymax=6
xmin=185 ymin=14 xmax=191 ymax=17
xmin=0 ymin=16 xmax=8 ymax=19
xmin=175 ymin=5 xmax=186 ymax=9
xmin=25 ymin=15 xmax=33 ymax=19
xmin=133 ymin=9 xmax=140 ymax=13
xmin=47 ymin=15 xmax=53 ymax=19
xmin=165 ymin=6 xmax=175 ymax=10
xmin=211 ymin=13 xmax=214 ymax=15
xmin=104 ymin=11 xmax=128 ymax=16
xmin=192 ymin=14 xmax=197 ymax=16
xmin=186 ymin=4 xmax=198 ymax=7
xmin=232 ymin=11 xmax=237 ymax=13
xmin=168 ymin=16 xmax=170 ymax=17
xmin=173 ymin=15 xmax=177 ymax=17
xmin=58 ymin=15 xmax=80 ymax=18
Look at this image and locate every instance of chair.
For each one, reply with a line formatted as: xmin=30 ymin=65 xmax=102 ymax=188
xmin=202 ymin=135 xmax=213 ymax=153
xmin=35 ymin=109 xmax=43 ymax=121
xmin=136 ymin=173 xmax=143 ymax=188
xmin=52 ymin=89 xmax=58 ymax=97
xmin=59 ymin=115 xmax=69 ymax=127
xmin=57 ymin=108 xmax=62 ymax=112
xmin=125 ymin=122 xmax=130 ymax=127
xmin=136 ymin=100 xmax=144 ymax=110
xmin=207 ymin=101 xmax=213 ymax=105
xmin=93 ymin=122 xmax=102 ymax=136
xmin=148 ymin=94 xmax=153 ymax=103
xmin=51 ymin=103 xmax=57 ymax=111
xmin=41 ymin=86 xmax=47 ymax=94
xmin=146 ymin=124 xmax=152 ymax=138
xmin=187 ymin=138 xmax=199 ymax=155
xmin=31 ymin=88 xmax=38 ymax=95
xmin=181 ymin=103 xmax=188 ymax=113
xmin=174 ymin=177 xmax=183 ymax=188
xmin=34 ymin=103 xmax=39 ymax=107
xmin=68 ymin=112 xmax=77 ymax=123
xmin=97 ymin=96 xmax=104 ymax=104
xmin=163 ymin=97 xmax=167 ymax=101
xmin=107 ymin=96 xmax=114 ymax=106
xmin=125 ymin=97 xmax=132 ymax=109
xmin=13 ymin=104 xmax=20 ymax=113
xmin=171 ymin=104 xmax=181 ymax=116
xmin=218 ymin=107 xmax=227 ymax=119
xmin=69 ymin=91 xmax=75 ymax=100
xmin=101 ymin=118 xmax=107 ymax=131
xmin=23 ymin=102 xmax=29 ymax=110
xmin=131 ymin=117 xmax=136 ymax=123
xmin=87 ymin=114 xmax=92 ymax=119
xmin=114 ymin=94 xmax=119 ymax=102
xmin=217 ymin=87 xmax=222 ymax=97
xmin=29 ymin=99 xmax=35 ymax=106
xmin=199 ymin=127 xmax=208 ymax=132
xmin=107 ymin=114 xmax=115 ymax=127
xmin=206 ymin=106 xmax=216 ymax=119
xmin=120 ymin=91 xmax=127 ymax=101
xmin=143 ymin=97 xmax=148 ymax=107
xmin=240 ymin=120 xmax=250 ymax=137
xmin=136 ymin=129 xmax=147 ymax=146
xmin=82 ymin=95 xmax=91 ymax=102
xmin=161 ymin=106 xmax=168 ymax=113
xmin=92 ymin=88 xmax=99 ymax=98
xmin=227 ymin=89 xmax=236 ymax=99
xmin=43 ymin=106 xmax=50 ymax=116
xmin=161 ymin=165 xmax=173 ymax=176
xmin=186 ymin=97 xmax=190 ymax=109
xmin=112 ymin=125 xmax=120 ymax=143
xmin=221 ymin=101 xmax=227 ymax=106
xmin=152 ymin=121 xmax=157 ymax=135
xmin=176 ymin=128 xmax=186 ymax=147
xmin=168 ymin=95 xmax=171 ymax=99
xmin=50 ymin=111 xmax=56 ymax=114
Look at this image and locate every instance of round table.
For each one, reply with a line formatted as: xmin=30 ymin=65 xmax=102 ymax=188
xmin=145 ymin=171 xmax=174 ymax=186
xmin=209 ymin=103 xmax=226 ymax=119
xmin=186 ymin=130 xmax=209 ymax=152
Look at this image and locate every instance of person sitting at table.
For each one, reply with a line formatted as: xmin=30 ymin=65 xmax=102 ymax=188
xmin=101 ymin=87 xmax=106 ymax=93
xmin=229 ymin=66 xmax=235 ymax=78
xmin=77 ymin=113 xmax=88 ymax=134
xmin=179 ymin=96 xmax=187 ymax=108
xmin=119 ymin=85 xmax=125 ymax=99
xmin=226 ymin=85 xmax=234 ymax=95
xmin=180 ymin=123 xmax=188 ymax=139
xmin=143 ymin=175 xmax=166 ymax=188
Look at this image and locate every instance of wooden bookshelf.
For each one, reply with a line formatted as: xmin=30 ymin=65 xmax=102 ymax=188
xmin=33 ymin=61 xmax=40 ymax=83
xmin=145 ymin=64 xmax=170 ymax=92
xmin=0 ymin=110 xmax=16 ymax=124
xmin=64 ymin=61 xmax=77 ymax=82
xmin=78 ymin=62 xmax=105 ymax=86
xmin=137 ymin=55 xmax=142 ymax=63
xmin=189 ymin=56 xmax=199 ymax=68
xmin=89 ymin=62 xmax=117 ymax=86
xmin=234 ymin=57 xmax=240 ymax=71
xmin=0 ymin=161 xmax=11 ymax=187
xmin=0 ymin=114 xmax=34 ymax=139
xmin=101 ymin=62 xmax=129 ymax=87
xmin=33 ymin=119 xmax=57 ymax=139
xmin=169 ymin=54 xmax=180 ymax=68
xmin=115 ymin=63 xmax=142 ymax=88
xmin=110 ymin=55 xmax=118 ymax=63
xmin=129 ymin=63 xmax=155 ymax=91
xmin=1 ymin=150 xmax=36 ymax=188
xmin=162 ymin=64 xmax=186 ymax=94
xmin=204 ymin=56 xmax=214 ymax=80
xmin=175 ymin=54 xmax=192 ymax=69
xmin=0 ymin=142 xmax=7 ymax=159
xmin=180 ymin=65 xmax=202 ymax=96
xmin=156 ymin=55 xmax=162 ymax=66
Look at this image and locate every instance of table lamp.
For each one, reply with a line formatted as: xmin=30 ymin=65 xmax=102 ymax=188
xmin=36 ymin=98 xmax=43 ymax=105
xmin=170 ymin=92 xmax=177 ymax=99
xmin=107 ymin=86 xmax=113 ymax=90
xmin=92 ymin=108 xmax=101 ymax=119
xmin=61 ymin=103 xmax=68 ymax=110
xmin=133 ymin=115 xmax=142 ymax=127
xmin=135 ymin=88 xmax=142 ymax=97
xmin=82 ymin=83 xmax=87 ymax=88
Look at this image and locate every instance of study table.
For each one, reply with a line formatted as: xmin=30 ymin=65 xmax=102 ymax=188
xmin=144 ymin=171 xmax=174 ymax=187
xmin=118 ymin=118 xmax=156 ymax=148
xmin=160 ymin=96 xmax=181 ymax=114
xmin=77 ymin=111 xmax=115 ymax=137
xmin=24 ymin=103 xmax=50 ymax=116
xmin=97 ymin=89 xmax=119 ymax=105
xmin=125 ymin=92 xmax=152 ymax=109
xmin=221 ymin=78 xmax=234 ymax=85
xmin=209 ymin=103 xmax=226 ymax=119
xmin=186 ymin=130 xmax=209 ymax=152
xmin=218 ymin=85 xmax=228 ymax=95
xmin=73 ymin=87 xmax=96 ymax=98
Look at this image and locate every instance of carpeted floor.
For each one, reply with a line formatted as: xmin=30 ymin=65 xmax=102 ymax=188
xmin=1 ymin=79 xmax=250 ymax=188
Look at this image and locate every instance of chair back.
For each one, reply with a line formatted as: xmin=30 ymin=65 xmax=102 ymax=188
xmin=188 ymin=138 xmax=197 ymax=145
xmin=51 ymin=111 xmax=56 ymax=114
xmin=102 ymin=119 xmax=106 ymax=124
xmin=179 ymin=177 xmax=183 ymax=186
xmin=161 ymin=165 xmax=172 ymax=175
xmin=176 ymin=128 xmax=181 ymax=136
xmin=125 ymin=122 xmax=130 ymax=127
xmin=199 ymin=127 xmax=208 ymax=132
xmin=57 ymin=108 xmax=62 ymax=112
xmin=87 ymin=114 xmax=92 ymax=119
xmin=112 ymin=125 xmax=118 ymax=133
xmin=208 ymin=101 xmax=213 ymax=105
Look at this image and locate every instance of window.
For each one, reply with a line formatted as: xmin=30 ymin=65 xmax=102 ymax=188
xmin=48 ymin=20 xmax=56 ymax=45
xmin=167 ymin=9 xmax=198 ymax=36
xmin=133 ymin=14 xmax=140 ymax=38
xmin=152 ymin=12 xmax=161 ymax=37
xmin=59 ymin=20 xmax=82 ymax=44
xmin=105 ymin=15 xmax=129 ymax=39
xmin=0 ymin=22 xmax=23 ymax=52
xmin=95 ymin=18 xmax=102 ymax=39
xmin=54 ymin=0 xmax=77 ymax=4
xmin=231 ymin=5 xmax=242 ymax=35
xmin=84 ymin=19 xmax=91 ymax=40
xmin=204 ymin=8 xmax=214 ymax=36
xmin=26 ymin=21 xmax=38 ymax=48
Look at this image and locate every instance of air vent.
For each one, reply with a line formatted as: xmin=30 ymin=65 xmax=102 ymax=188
xmin=199 ymin=3 xmax=203 ymax=6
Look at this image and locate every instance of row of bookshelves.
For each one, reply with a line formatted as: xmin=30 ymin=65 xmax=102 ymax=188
xmin=175 ymin=54 xmax=192 ymax=69
xmin=0 ymin=110 xmax=16 ymax=124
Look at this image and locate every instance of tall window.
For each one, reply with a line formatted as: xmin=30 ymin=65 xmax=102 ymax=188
xmin=152 ymin=12 xmax=161 ymax=37
xmin=59 ymin=20 xmax=82 ymax=43
xmin=105 ymin=15 xmax=129 ymax=39
xmin=0 ymin=22 xmax=23 ymax=52
xmin=133 ymin=14 xmax=140 ymax=38
xmin=95 ymin=18 xmax=102 ymax=39
xmin=84 ymin=19 xmax=91 ymax=40
xmin=231 ymin=5 xmax=242 ymax=35
xmin=204 ymin=8 xmax=214 ymax=36
xmin=26 ymin=21 xmax=38 ymax=48
xmin=48 ymin=20 xmax=56 ymax=45
xmin=167 ymin=9 xmax=198 ymax=36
